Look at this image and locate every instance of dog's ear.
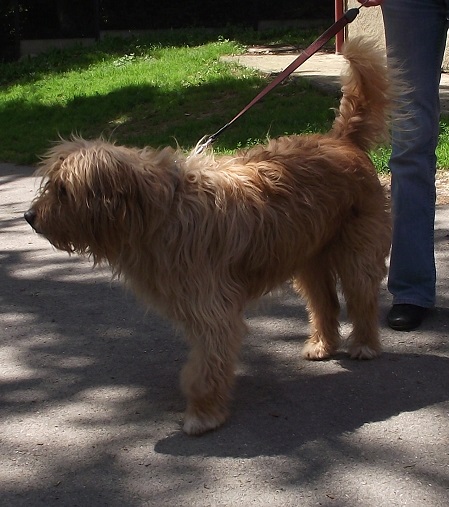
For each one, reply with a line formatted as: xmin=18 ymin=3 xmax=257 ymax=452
xmin=64 ymin=142 xmax=170 ymax=245
xmin=63 ymin=145 xmax=140 ymax=217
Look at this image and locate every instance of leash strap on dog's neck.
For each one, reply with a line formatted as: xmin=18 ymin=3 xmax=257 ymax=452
xmin=192 ymin=6 xmax=363 ymax=155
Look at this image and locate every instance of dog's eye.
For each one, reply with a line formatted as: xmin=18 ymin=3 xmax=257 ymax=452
xmin=58 ymin=183 xmax=68 ymax=198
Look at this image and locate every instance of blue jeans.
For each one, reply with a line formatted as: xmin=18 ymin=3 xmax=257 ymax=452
xmin=382 ymin=0 xmax=449 ymax=308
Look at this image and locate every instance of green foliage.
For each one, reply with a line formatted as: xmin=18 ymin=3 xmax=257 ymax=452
xmin=436 ymin=119 xmax=449 ymax=169
xmin=369 ymin=146 xmax=392 ymax=174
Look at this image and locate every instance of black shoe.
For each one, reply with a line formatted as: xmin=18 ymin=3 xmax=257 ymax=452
xmin=387 ymin=304 xmax=429 ymax=331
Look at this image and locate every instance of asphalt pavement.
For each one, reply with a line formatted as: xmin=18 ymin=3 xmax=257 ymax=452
xmin=0 ymin=51 xmax=448 ymax=506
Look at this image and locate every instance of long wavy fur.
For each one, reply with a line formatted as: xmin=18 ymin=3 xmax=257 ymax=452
xmin=27 ymin=37 xmax=395 ymax=435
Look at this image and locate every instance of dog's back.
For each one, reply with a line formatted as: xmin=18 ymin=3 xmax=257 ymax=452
xmin=330 ymin=37 xmax=396 ymax=152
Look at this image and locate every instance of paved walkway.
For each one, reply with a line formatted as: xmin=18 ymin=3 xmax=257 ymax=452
xmin=224 ymin=48 xmax=449 ymax=113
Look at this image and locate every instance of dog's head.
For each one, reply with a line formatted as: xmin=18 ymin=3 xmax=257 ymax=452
xmin=25 ymin=137 xmax=177 ymax=264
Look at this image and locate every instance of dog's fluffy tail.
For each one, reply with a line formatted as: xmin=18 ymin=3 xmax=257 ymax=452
xmin=331 ymin=37 xmax=397 ymax=152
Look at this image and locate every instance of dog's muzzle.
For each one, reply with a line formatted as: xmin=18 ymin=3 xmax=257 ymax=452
xmin=24 ymin=209 xmax=37 ymax=228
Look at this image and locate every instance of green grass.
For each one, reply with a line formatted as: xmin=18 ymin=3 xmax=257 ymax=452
xmin=365 ymin=122 xmax=449 ymax=174
xmin=437 ymin=121 xmax=449 ymax=168
xmin=1 ymin=27 xmax=449 ymax=170
xmin=0 ymin=28 xmax=338 ymax=165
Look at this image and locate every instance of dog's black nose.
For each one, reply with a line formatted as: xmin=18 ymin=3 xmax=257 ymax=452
xmin=24 ymin=209 xmax=37 ymax=227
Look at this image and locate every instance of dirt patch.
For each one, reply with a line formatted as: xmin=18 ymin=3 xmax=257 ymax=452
xmin=379 ymin=170 xmax=449 ymax=206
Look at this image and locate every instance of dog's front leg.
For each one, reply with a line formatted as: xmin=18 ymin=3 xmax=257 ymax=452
xmin=180 ymin=313 xmax=246 ymax=435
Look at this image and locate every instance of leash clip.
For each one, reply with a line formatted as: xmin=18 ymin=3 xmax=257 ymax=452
xmin=190 ymin=135 xmax=215 ymax=157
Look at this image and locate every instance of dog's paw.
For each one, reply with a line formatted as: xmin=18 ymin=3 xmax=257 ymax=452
xmin=349 ymin=344 xmax=381 ymax=360
xmin=183 ymin=413 xmax=226 ymax=436
xmin=302 ymin=340 xmax=335 ymax=360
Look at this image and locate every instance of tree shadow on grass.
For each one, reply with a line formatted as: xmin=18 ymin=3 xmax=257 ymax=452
xmin=0 ymin=70 xmax=336 ymax=165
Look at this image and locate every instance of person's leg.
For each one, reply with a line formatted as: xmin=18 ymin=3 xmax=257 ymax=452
xmin=382 ymin=0 xmax=448 ymax=327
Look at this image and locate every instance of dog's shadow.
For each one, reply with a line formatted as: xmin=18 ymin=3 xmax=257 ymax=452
xmin=155 ymin=348 xmax=449 ymax=458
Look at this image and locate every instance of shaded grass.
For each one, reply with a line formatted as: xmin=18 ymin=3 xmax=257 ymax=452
xmin=0 ymin=30 xmax=337 ymax=165
xmin=437 ymin=120 xmax=449 ymax=169
xmin=2 ymin=27 xmax=449 ymax=170
xmin=367 ymin=120 xmax=449 ymax=174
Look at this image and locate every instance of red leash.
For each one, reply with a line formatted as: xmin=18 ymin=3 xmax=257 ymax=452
xmin=193 ymin=6 xmax=364 ymax=155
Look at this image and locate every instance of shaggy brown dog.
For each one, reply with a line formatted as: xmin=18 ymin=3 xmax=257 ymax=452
xmin=25 ymin=38 xmax=393 ymax=435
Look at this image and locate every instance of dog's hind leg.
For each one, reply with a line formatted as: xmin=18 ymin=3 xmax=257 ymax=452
xmin=332 ymin=215 xmax=389 ymax=359
xmin=294 ymin=255 xmax=341 ymax=360
xmin=180 ymin=307 xmax=247 ymax=435
xmin=337 ymin=257 xmax=384 ymax=359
